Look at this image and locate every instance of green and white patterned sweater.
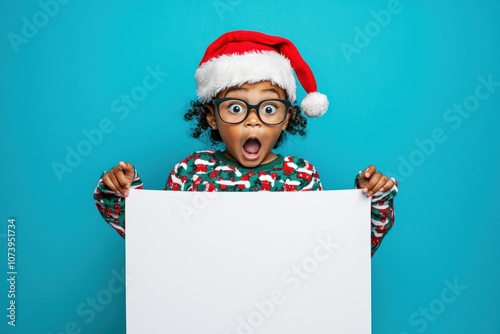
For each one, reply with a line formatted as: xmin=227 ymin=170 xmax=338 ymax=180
xmin=94 ymin=150 xmax=398 ymax=255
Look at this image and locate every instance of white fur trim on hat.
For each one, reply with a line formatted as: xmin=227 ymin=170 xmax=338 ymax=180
xmin=301 ymin=92 xmax=329 ymax=117
xmin=195 ymin=51 xmax=297 ymax=103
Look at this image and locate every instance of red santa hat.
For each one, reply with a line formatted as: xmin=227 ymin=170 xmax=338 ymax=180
xmin=195 ymin=30 xmax=329 ymax=117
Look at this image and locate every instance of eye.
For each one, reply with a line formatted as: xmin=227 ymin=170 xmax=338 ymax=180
xmin=261 ymin=103 xmax=277 ymax=115
xmin=227 ymin=103 xmax=245 ymax=114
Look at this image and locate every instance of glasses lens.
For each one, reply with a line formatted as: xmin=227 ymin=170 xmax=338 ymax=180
xmin=258 ymin=100 xmax=287 ymax=125
xmin=217 ymin=99 xmax=288 ymax=125
xmin=218 ymin=99 xmax=248 ymax=123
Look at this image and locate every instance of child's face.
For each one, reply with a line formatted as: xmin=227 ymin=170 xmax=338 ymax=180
xmin=206 ymin=81 xmax=291 ymax=168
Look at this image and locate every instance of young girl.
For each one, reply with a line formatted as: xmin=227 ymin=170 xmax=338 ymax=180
xmin=93 ymin=30 xmax=398 ymax=256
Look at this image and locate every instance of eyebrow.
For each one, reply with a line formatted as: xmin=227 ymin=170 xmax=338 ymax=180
xmin=262 ymin=88 xmax=283 ymax=97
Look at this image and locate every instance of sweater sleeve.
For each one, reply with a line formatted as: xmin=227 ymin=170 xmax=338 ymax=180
xmin=93 ymin=168 xmax=144 ymax=238
xmin=355 ymin=175 xmax=399 ymax=256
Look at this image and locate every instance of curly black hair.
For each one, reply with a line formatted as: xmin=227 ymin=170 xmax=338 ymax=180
xmin=183 ymin=99 xmax=307 ymax=148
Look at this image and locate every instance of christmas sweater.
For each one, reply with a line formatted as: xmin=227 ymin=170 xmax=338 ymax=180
xmin=94 ymin=150 xmax=398 ymax=255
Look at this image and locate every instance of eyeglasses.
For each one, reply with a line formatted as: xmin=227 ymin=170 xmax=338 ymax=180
xmin=212 ymin=98 xmax=292 ymax=125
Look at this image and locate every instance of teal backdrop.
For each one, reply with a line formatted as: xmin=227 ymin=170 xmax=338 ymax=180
xmin=1 ymin=1 xmax=499 ymax=333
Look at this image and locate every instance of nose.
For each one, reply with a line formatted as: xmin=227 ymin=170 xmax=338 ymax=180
xmin=244 ymin=108 xmax=262 ymax=127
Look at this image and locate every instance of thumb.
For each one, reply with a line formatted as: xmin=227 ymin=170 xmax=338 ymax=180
xmin=119 ymin=161 xmax=135 ymax=179
xmin=363 ymin=165 xmax=376 ymax=179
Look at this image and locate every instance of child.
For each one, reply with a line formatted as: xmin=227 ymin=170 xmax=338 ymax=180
xmin=93 ymin=30 xmax=398 ymax=256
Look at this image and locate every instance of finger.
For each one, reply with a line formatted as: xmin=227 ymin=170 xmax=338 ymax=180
xmin=357 ymin=165 xmax=375 ymax=188
xmin=363 ymin=165 xmax=377 ymax=179
xmin=102 ymin=172 xmax=119 ymax=194
xmin=108 ymin=168 xmax=129 ymax=196
xmin=114 ymin=166 xmax=132 ymax=190
xmin=367 ymin=175 xmax=389 ymax=196
xmin=378 ymin=177 xmax=395 ymax=193
xmin=120 ymin=161 xmax=135 ymax=180
xmin=363 ymin=172 xmax=382 ymax=195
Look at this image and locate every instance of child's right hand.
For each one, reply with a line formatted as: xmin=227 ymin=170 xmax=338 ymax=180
xmin=102 ymin=161 xmax=135 ymax=197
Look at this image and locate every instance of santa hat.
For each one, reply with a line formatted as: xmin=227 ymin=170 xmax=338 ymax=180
xmin=195 ymin=30 xmax=328 ymax=117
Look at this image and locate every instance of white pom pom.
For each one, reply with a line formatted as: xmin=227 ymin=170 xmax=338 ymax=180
xmin=300 ymin=92 xmax=329 ymax=117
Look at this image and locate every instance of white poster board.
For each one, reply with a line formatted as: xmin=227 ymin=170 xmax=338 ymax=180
xmin=126 ymin=189 xmax=371 ymax=334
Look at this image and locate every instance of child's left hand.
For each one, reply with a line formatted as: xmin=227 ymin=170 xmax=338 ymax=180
xmin=357 ymin=165 xmax=395 ymax=197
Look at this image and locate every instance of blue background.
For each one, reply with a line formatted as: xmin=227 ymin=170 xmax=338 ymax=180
xmin=1 ymin=0 xmax=499 ymax=333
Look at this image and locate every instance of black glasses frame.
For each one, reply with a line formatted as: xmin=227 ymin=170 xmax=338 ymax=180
xmin=211 ymin=98 xmax=292 ymax=125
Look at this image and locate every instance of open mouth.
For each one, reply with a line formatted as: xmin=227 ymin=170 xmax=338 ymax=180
xmin=242 ymin=138 xmax=261 ymax=160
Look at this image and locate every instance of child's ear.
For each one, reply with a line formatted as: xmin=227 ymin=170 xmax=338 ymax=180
xmin=282 ymin=109 xmax=292 ymax=131
xmin=205 ymin=104 xmax=217 ymax=129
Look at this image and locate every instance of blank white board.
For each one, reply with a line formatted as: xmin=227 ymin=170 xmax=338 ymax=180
xmin=126 ymin=189 xmax=371 ymax=334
